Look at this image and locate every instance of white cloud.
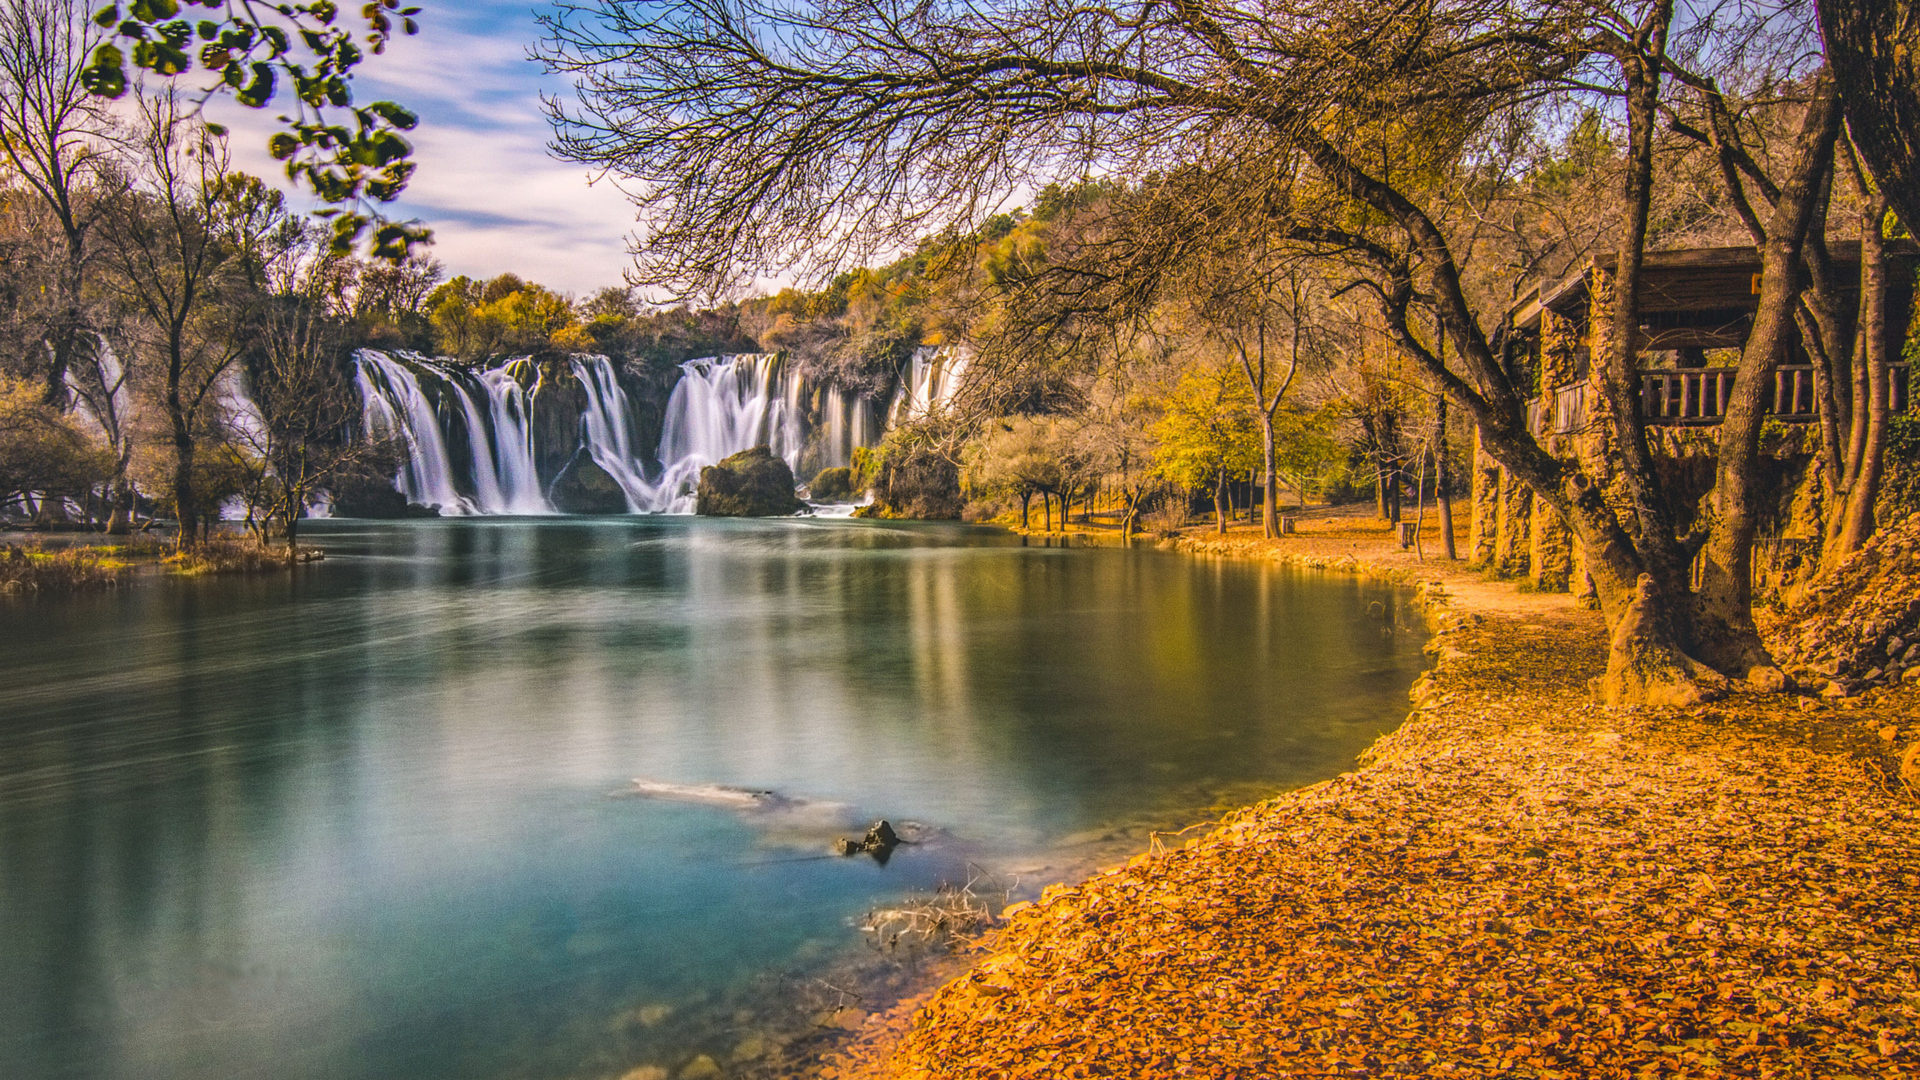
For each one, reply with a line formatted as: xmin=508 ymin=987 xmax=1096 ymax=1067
xmin=204 ymin=1 xmax=641 ymax=296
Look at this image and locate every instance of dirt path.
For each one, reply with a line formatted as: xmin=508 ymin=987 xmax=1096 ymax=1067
xmin=812 ymin=511 xmax=1920 ymax=1080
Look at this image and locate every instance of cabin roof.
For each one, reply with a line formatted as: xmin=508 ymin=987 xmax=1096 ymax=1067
xmin=1507 ymin=241 xmax=1917 ymax=336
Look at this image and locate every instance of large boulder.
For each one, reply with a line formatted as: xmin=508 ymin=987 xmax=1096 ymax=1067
xmin=550 ymin=453 xmax=630 ymax=514
xmin=328 ymin=471 xmax=438 ymax=518
xmin=696 ymin=446 xmax=803 ymax=517
xmin=809 ymin=466 xmax=856 ymax=501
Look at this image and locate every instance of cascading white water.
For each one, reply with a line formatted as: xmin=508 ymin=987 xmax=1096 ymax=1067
xmin=644 ymin=354 xmax=808 ymax=513
xmin=478 ymin=360 xmax=549 ymax=513
xmin=356 ymin=351 xmax=476 ymax=514
xmin=571 ymin=353 xmax=661 ymax=512
xmin=821 ymin=385 xmax=877 ymax=469
xmin=355 ymin=349 xmax=889 ymax=515
xmin=892 ymin=344 xmax=970 ymax=423
xmin=354 ymin=351 xmax=551 ymax=515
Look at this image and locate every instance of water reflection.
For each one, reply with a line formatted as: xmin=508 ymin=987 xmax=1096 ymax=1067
xmin=0 ymin=518 xmax=1425 ymax=1080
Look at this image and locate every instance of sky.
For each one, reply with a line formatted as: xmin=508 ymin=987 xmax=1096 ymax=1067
xmin=210 ymin=1 xmax=642 ymax=297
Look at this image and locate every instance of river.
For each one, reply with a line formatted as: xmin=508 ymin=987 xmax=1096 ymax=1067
xmin=0 ymin=518 xmax=1426 ymax=1080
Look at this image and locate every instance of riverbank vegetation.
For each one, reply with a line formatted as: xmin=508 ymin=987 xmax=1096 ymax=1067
xmin=0 ymin=540 xmax=128 ymax=591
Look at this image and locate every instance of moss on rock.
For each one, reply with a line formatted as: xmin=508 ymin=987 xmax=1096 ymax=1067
xmin=697 ymin=446 xmax=803 ymax=517
xmin=811 ymin=466 xmax=856 ymax=501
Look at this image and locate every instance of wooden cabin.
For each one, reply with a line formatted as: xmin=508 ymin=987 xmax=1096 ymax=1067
xmin=1470 ymin=243 xmax=1919 ymax=595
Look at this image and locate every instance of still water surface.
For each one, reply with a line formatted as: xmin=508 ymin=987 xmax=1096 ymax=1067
xmin=0 ymin=518 xmax=1426 ymax=1080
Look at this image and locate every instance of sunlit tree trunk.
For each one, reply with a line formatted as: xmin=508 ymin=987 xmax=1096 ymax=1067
xmin=1436 ymin=396 xmax=1457 ymax=560
xmin=1693 ymin=71 xmax=1841 ymax=674
xmin=1833 ymin=191 xmax=1892 ymax=558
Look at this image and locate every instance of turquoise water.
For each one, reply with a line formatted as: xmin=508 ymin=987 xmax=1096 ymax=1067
xmin=0 ymin=518 xmax=1426 ymax=1080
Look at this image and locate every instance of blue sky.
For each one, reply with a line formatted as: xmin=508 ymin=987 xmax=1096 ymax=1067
xmin=211 ymin=2 xmax=641 ymax=296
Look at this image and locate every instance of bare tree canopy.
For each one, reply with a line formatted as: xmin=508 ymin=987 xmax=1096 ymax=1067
xmin=536 ymin=0 xmax=1590 ymax=295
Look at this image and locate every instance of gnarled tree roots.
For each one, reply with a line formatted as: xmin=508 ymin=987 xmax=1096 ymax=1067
xmin=1596 ymin=575 xmax=1733 ymax=708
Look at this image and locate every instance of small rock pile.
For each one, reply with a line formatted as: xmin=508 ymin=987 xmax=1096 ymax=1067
xmin=1772 ymin=511 xmax=1920 ymax=695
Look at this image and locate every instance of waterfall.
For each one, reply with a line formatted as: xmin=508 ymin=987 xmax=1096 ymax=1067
xmin=356 ymin=351 xmax=476 ymax=514
xmin=821 ymin=385 xmax=878 ymax=469
xmin=892 ymin=345 xmax=969 ymax=423
xmin=353 ymin=349 xmax=890 ymax=516
xmin=354 ymin=351 xmax=552 ymax=515
xmin=646 ymin=354 xmax=807 ymax=513
xmin=478 ymin=361 xmax=549 ymax=513
xmin=571 ymin=353 xmax=662 ymax=512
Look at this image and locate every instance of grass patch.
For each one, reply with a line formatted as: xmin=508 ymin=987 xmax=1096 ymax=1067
xmin=163 ymin=538 xmax=303 ymax=576
xmin=0 ymin=544 xmax=131 ymax=593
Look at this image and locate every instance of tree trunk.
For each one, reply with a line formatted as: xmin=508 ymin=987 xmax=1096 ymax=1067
xmin=1020 ymin=490 xmax=1031 ymax=530
xmin=1043 ymin=492 xmax=1052 ymax=532
xmin=105 ymin=481 xmax=133 ymax=536
xmin=1214 ymin=469 xmax=1228 ymax=536
xmin=172 ymin=439 xmax=196 ymax=546
xmin=1821 ymin=0 xmax=1920 ymax=236
xmin=43 ymin=238 xmax=87 ymax=410
xmin=1598 ymin=9 xmax=1696 ymax=629
xmin=1259 ymin=412 xmax=1278 ymax=539
xmin=1834 ymin=191 xmax=1892 ymax=558
xmin=1435 ymin=396 xmax=1457 ymax=559
xmin=1693 ymin=68 xmax=1841 ymax=676
xmin=168 ymin=401 xmax=197 ymax=548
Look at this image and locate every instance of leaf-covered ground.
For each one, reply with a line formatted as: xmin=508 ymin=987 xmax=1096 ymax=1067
xmin=816 ymin=523 xmax=1920 ymax=1080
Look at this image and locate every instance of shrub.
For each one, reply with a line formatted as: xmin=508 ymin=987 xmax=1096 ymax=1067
xmin=164 ymin=537 xmax=301 ymax=576
xmin=0 ymin=544 xmax=129 ymax=593
xmin=810 ymin=466 xmax=856 ymax=501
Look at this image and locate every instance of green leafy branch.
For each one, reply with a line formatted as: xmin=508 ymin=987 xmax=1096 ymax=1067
xmin=83 ymin=0 xmax=429 ymax=259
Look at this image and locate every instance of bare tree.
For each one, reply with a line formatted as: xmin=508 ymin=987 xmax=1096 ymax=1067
xmin=234 ymin=253 xmax=392 ymax=554
xmin=99 ymin=91 xmax=246 ymax=547
xmin=1661 ymin=63 xmax=1898 ymax=572
xmin=0 ymin=0 xmax=112 ymax=405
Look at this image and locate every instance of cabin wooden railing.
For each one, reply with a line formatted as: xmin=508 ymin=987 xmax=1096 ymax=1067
xmin=1524 ymin=364 xmax=1911 ymax=434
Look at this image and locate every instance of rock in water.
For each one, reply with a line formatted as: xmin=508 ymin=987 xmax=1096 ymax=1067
xmin=809 ymin=466 xmax=855 ymax=501
xmin=550 ymin=453 xmax=628 ymax=514
xmin=835 ymin=819 xmax=903 ymax=859
xmin=695 ymin=446 xmax=804 ymax=517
